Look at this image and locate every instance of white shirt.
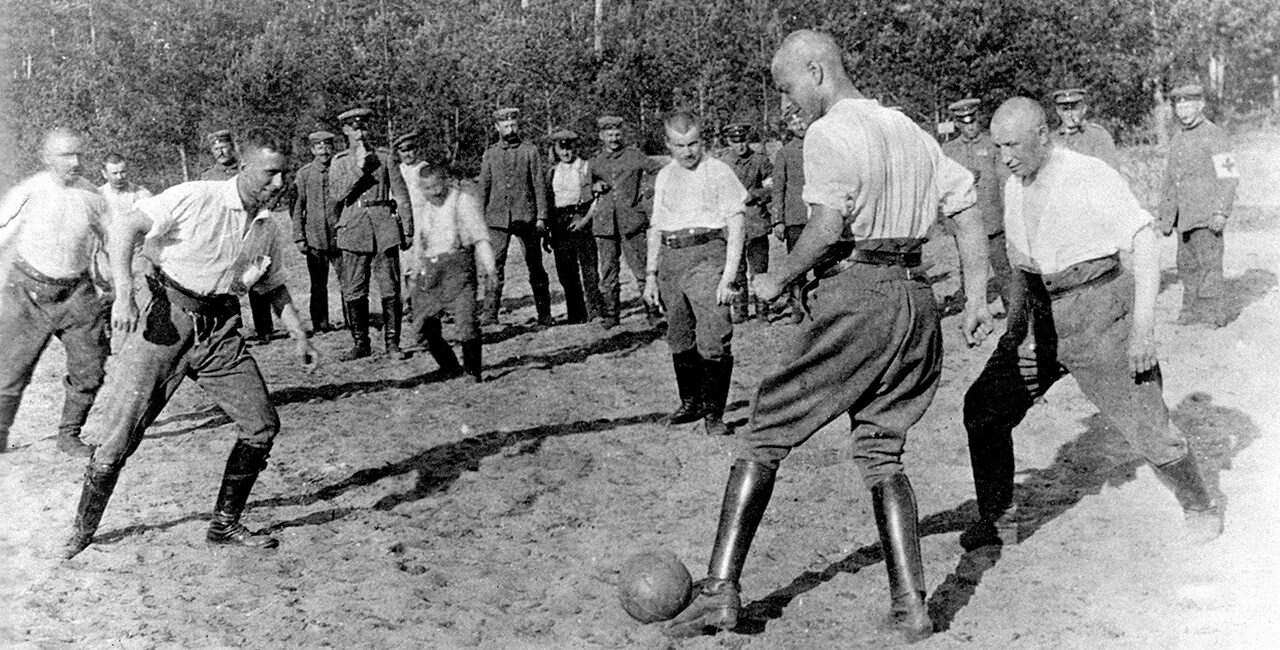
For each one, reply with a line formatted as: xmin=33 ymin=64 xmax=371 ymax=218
xmin=551 ymin=158 xmax=591 ymax=208
xmin=0 ymin=172 xmax=109 ymax=278
xmin=134 ymin=178 xmax=288 ymax=295
xmin=407 ymin=181 xmax=490 ymax=265
xmin=99 ymin=181 xmax=153 ymax=220
xmin=803 ymin=98 xmax=975 ymax=240
xmin=400 ymin=161 xmax=428 ymax=216
xmin=650 ymin=157 xmax=748 ymax=232
xmin=1004 ymin=147 xmax=1152 ymax=274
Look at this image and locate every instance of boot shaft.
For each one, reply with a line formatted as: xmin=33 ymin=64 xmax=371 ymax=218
xmin=708 ymin=459 xmax=777 ymax=584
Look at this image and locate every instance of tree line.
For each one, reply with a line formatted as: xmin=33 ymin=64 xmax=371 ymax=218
xmin=2 ymin=0 xmax=1277 ymax=192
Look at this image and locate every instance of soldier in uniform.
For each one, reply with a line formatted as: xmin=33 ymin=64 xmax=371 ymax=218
xmin=404 ymin=162 xmax=497 ymax=383
xmin=962 ymin=97 xmax=1223 ymax=552
xmin=770 ymin=110 xmax=809 ymax=324
xmin=588 ymin=115 xmax=664 ymax=329
xmin=548 ymin=128 xmax=604 ymax=323
xmin=1051 ymin=85 xmax=1119 ymax=169
xmin=665 ymin=31 xmax=992 ymax=642
xmin=1157 ymin=83 xmax=1238 ymax=328
xmin=62 ymin=127 xmax=319 ymax=558
xmin=291 ymin=130 xmax=342 ymax=333
xmin=643 ymin=111 xmax=745 ymax=438
xmin=942 ymin=98 xmax=1012 ymax=310
xmin=330 ymin=106 xmax=413 ymax=360
xmin=478 ymin=107 xmax=553 ymax=327
xmin=720 ymin=122 xmax=773 ymax=322
xmin=0 ymin=128 xmax=111 ymax=457
xmin=203 ymin=130 xmax=277 ymax=344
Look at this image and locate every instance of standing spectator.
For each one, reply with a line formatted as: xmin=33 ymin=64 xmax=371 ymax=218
xmin=548 ymin=128 xmax=604 ymax=323
xmin=291 ymin=129 xmax=342 ymax=332
xmin=770 ymin=111 xmax=809 ymax=324
xmin=589 ymin=115 xmax=664 ymax=329
xmin=1157 ymin=83 xmax=1238 ymax=328
xmin=98 ymin=153 xmax=152 ymax=217
xmin=942 ymin=98 xmax=1012 ymax=310
xmin=1051 ymin=85 xmax=1119 ymax=170
xmin=330 ymin=106 xmax=412 ymax=360
xmin=478 ymin=107 xmax=553 ymax=327
xmin=0 ymin=128 xmax=111 ymax=457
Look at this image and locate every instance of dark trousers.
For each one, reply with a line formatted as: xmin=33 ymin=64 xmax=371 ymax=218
xmin=339 ymin=248 xmax=401 ymax=304
xmin=0 ymin=269 xmax=109 ymax=440
xmin=783 ymin=225 xmax=805 ymax=252
xmin=742 ymin=265 xmax=942 ymax=487
xmin=408 ymin=250 xmax=480 ymax=344
xmin=733 ymin=235 xmax=771 ymax=294
xmin=988 ymin=231 xmax=1013 ymax=306
xmin=247 ymin=292 xmax=273 ymax=338
xmin=657 ymin=239 xmax=733 ymax=360
xmin=962 ymin=269 xmax=1188 ymax=521
xmin=91 ymin=278 xmax=279 ymax=468
xmin=551 ymin=205 xmax=604 ymax=322
xmin=490 ymin=222 xmax=550 ymax=310
xmin=596 ymin=231 xmax=649 ymax=321
xmin=304 ymin=249 xmax=343 ymax=328
xmin=1176 ymin=227 xmax=1225 ymax=318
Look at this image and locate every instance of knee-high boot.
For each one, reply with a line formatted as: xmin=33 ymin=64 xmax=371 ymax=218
xmin=57 ymin=393 xmax=96 ymax=457
xmin=871 ymin=473 xmax=934 ymax=643
xmin=665 ymin=460 xmax=776 ymax=638
xmin=339 ymin=298 xmax=371 ymax=361
xmin=62 ymin=462 xmax=122 ymax=559
xmin=701 ymin=355 xmax=733 ymax=436
xmin=1153 ymin=454 xmax=1223 ymax=543
xmin=461 ymin=339 xmax=484 ymax=383
xmin=206 ymin=440 xmax=278 ymax=549
xmin=0 ymin=394 xmax=19 ymax=453
xmin=666 ymin=350 xmax=707 ymax=425
xmin=381 ymin=297 xmax=405 ymax=360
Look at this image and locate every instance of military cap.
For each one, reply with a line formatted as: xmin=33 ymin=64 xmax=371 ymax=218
xmin=1169 ymin=83 xmax=1204 ymax=100
xmin=948 ymin=98 xmax=981 ymax=117
xmin=493 ymin=107 xmax=521 ymax=121
xmin=307 ymin=130 xmax=335 ymax=144
xmin=393 ymin=132 xmax=420 ymax=149
xmin=337 ymin=106 xmax=373 ymax=123
xmin=596 ymin=115 xmax=625 ymax=129
xmin=549 ymin=128 xmax=579 ymax=142
xmin=207 ymin=129 xmax=234 ymax=145
xmin=1052 ymin=87 xmax=1088 ymax=105
xmin=723 ymin=122 xmax=751 ymax=142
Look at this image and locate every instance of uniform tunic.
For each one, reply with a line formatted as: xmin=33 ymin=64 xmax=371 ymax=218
xmin=0 ymin=173 xmax=112 ymax=444
xmin=651 ymin=157 xmax=746 ymax=359
xmin=590 ymin=146 xmax=662 ymax=322
xmin=770 ymin=137 xmax=808 ymax=249
xmin=90 ymin=178 xmax=290 ymax=467
xmin=742 ymin=98 xmax=975 ymax=487
xmin=329 ymin=147 xmax=410 ymax=302
xmin=292 ymin=158 xmax=342 ymax=328
xmin=1052 ymin=122 xmax=1119 ymax=170
xmin=478 ymin=139 xmax=550 ymax=317
xmin=1157 ymin=118 xmax=1237 ymax=319
xmin=963 ymin=147 xmax=1189 ymax=522
xmin=723 ymin=148 xmax=774 ymax=281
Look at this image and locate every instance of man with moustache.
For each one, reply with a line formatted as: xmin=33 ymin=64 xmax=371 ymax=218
xmin=1051 ymin=84 xmax=1119 ymax=170
xmin=291 ymin=129 xmax=342 ymax=333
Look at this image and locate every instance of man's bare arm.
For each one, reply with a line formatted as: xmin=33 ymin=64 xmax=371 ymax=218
xmin=108 ymin=207 xmax=154 ymax=332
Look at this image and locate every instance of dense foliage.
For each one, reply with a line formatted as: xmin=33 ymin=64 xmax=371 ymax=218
xmin=3 ymin=0 xmax=1277 ymax=190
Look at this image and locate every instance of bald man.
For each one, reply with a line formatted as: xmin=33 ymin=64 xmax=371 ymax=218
xmin=961 ymin=98 xmax=1222 ymax=553
xmin=665 ymin=30 xmax=992 ymax=642
xmin=0 ymin=129 xmax=111 ymax=457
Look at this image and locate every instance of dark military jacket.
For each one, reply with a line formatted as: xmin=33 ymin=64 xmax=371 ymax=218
xmin=771 ymin=137 xmax=808 ymax=228
xmin=329 ymin=146 xmax=411 ymax=254
xmin=942 ymin=131 xmax=1005 ymax=235
xmin=291 ymin=159 xmax=339 ymax=252
xmin=1053 ymin=122 xmax=1119 ymax=170
xmin=587 ymin=146 xmax=661 ymax=238
xmin=199 ymin=161 xmax=238 ymax=181
xmin=721 ymin=148 xmax=773 ymax=239
xmin=479 ymin=139 xmax=548 ymax=230
xmin=1158 ymin=118 xmax=1238 ymax=233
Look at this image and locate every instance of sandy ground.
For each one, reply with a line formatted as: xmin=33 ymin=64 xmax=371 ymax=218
xmin=1 ymin=134 xmax=1278 ymax=649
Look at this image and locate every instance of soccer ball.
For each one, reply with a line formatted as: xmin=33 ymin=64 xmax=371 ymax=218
xmin=617 ymin=550 xmax=694 ymax=623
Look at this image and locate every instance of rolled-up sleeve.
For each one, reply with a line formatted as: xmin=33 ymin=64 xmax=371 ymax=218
xmin=934 ymin=152 xmax=977 ymax=218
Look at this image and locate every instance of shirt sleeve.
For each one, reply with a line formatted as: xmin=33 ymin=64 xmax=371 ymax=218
xmin=801 ymin=121 xmax=862 ymax=211
xmin=135 ymin=182 xmax=203 ymax=244
xmin=715 ymin=161 xmax=749 ymax=219
xmin=456 ymin=186 xmax=490 ymax=247
xmin=934 ymin=150 xmax=978 ymax=218
xmin=1087 ymin=158 xmax=1153 ymax=251
xmin=649 ymin=166 xmax=672 ymax=231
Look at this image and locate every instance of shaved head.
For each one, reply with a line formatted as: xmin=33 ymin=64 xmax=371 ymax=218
xmin=40 ymin=128 xmax=85 ymax=185
xmin=663 ymin=111 xmax=700 ymax=137
xmin=990 ymin=97 xmax=1052 ymax=180
xmin=770 ymin=30 xmax=860 ymax=121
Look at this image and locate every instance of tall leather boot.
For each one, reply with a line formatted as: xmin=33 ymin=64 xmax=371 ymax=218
xmin=57 ymin=393 xmax=96 ymax=457
xmin=1153 ymin=454 xmax=1223 ymax=543
xmin=461 ymin=339 xmax=484 ymax=383
xmin=960 ymin=422 xmax=1019 ymax=551
xmin=0 ymin=394 xmax=19 ymax=453
xmin=665 ymin=460 xmax=777 ymax=638
xmin=871 ymin=473 xmax=934 ymax=643
xmin=666 ymin=350 xmax=707 ymax=425
xmin=533 ymin=285 xmax=555 ymax=327
xmin=701 ymin=355 xmax=733 ymax=436
xmin=62 ymin=462 xmax=121 ymax=559
xmin=338 ymin=298 xmax=371 ymax=361
xmin=381 ymin=297 xmax=405 ymax=360
xmin=206 ymin=440 xmax=278 ymax=549
xmin=423 ymin=318 xmax=462 ymax=377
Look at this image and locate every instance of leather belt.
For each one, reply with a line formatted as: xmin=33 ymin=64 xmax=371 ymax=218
xmin=153 ymin=273 xmax=239 ymax=317
xmin=1041 ymin=254 xmax=1121 ymax=299
xmin=815 ymin=249 xmax=922 ymax=280
xmin=11 ymin=258 xmax=89 ymax=303
xmin=13 ymin=257 xmax=88 ymax=286
xmin=661 ymin=228 xmax=724 ymax=249
xmin=357 ymin=198 xmax=396 ymax=209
